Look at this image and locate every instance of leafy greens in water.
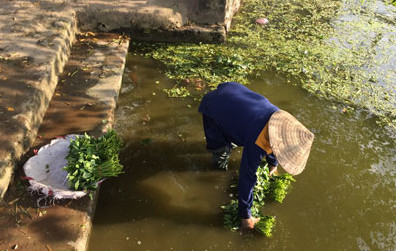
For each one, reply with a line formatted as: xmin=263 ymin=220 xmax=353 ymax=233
xmin=222 ymin=162 xmax=295 ymax=237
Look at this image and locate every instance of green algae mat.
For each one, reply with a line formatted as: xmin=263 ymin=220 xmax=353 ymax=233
xmin=131 ymin=0 xmax=396 ymax=133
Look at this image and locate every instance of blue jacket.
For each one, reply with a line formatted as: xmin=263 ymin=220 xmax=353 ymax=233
xmin=199 ymin=82 xmax=279 ymax=218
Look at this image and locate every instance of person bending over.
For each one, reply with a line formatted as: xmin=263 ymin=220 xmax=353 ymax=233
xmin=198 ymin=82 xmax=314 ymax=232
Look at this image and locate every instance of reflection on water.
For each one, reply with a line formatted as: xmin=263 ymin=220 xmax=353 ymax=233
xmin=88 ymin=54 xmax=396 ymax=251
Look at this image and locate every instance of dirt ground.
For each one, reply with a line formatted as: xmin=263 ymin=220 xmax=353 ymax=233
xmin=0 ymin=33 xmax=127 ymax=251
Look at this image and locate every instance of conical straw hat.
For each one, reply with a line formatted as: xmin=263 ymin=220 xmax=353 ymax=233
xmin=268 ymin=110 xmax=314 ymax=175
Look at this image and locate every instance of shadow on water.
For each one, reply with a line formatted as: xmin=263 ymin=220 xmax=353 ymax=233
xmin=89 ymin=54 xmax=396 ymax=251
xmin=95 ymin=142 xmax=227 ymax=223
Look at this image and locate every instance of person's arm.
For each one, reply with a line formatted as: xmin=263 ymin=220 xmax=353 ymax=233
xmin=238 ymin=144 xmax=265 ymax=230
xmin=266 ymin=153 xmax=279 ymax=176
xmin=265 ymin=153 xmax=278 ymax=168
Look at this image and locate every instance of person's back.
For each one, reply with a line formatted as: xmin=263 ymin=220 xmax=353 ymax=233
xmin=198 ymin=82 xmax=279 ymax=146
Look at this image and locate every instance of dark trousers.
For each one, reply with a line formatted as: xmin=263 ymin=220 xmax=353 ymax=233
xmin=202 ymin=115 xmax=232 ymax=151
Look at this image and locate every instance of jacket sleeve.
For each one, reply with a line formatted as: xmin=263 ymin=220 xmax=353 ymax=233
xmin=265 ymin=153 xmax=278 ymax=167
xmin=238 ymin=144 xmax=265 ymax=219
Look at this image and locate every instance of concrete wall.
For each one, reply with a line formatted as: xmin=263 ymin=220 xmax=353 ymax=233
xmin=74 ymin=0 xmax=242 ymax=41
xmin=189 ymin=0 xmax=242 ymax=31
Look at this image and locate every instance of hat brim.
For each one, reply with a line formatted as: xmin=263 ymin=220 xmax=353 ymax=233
xmin=268 ymin=110 xmax=314 ymax=175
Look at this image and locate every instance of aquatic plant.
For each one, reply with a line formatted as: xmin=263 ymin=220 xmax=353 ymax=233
xmin=132 ymin=0 xmax=395 ymax=132
xmin=221 ymin=162 xmax=295 ymax=236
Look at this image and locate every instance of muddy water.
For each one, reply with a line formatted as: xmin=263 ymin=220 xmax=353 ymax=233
xmin=88 ymin=54 xmax=396 ymax=251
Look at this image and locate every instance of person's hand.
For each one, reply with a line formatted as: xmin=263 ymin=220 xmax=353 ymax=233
xmin=269 ymin=165 xmax=278 ymax=176
xmin=241 ymin=217 xmax=260 ymax=233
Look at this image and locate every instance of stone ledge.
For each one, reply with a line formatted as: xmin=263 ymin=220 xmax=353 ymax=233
xmin=0 ymin=33 xmax=129 ymax=251
xmin=73 ymin=0 xmax=240 ymax=39
xmin=0 ymin=1 xmax=77 ymax=198
xmin=119 ymin=25 xmax=227 ymax=43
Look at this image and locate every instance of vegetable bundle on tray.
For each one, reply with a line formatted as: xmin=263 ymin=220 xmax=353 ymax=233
xmin=222 ymin=162 xmax=295 ymax=237
xmin=63 ymin=130 xmax=123 ymax=192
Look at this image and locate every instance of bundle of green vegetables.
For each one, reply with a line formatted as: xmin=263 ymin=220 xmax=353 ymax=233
xmin=63 ymin=130 xmax=123 ymax=192
xmin=221 ymin=162 xmax=295 ymax=237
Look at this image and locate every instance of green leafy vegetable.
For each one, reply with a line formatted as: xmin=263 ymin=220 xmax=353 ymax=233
xmin=268 ymin=173 xmax=296 ymax=203
xmin=255 ymin=215 xmax=276 ymax=237
xmin=222 ymin=162 xmax=295 ymax=236
xmin=221 ymin=200 xmax=240 ymax=231
xmin=63 ymin=130 xmax=123 ymax=192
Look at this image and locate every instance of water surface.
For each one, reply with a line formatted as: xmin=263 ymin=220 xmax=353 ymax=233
xmin=88 ymin=54 xmax=396 ymax=251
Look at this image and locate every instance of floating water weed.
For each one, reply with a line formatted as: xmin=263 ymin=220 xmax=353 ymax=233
xmin=133 ymin=0 xmax=396 ymax=133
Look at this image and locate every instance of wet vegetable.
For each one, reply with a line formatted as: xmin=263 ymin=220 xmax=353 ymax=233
xmin=221 ymin=199 xmax=240 ymax=232
xmin=63 ymin=130 xmax=123 ymax=191
xmin=268 ymin=173 xmax=295 ymax=203
xmin=221 ymin=162 xmax=295 ymax=236
xmin=255 ymin=215 xmax=276 ymax=237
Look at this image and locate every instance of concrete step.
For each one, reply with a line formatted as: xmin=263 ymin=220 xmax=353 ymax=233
xmin=0 ymin=32 xmax=129 ymax=251
xmin=0 ymin=1 xmax=78 ymax=198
